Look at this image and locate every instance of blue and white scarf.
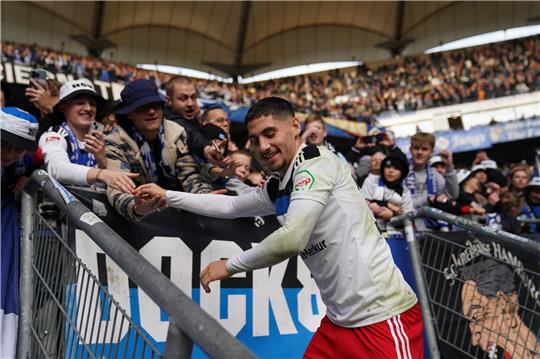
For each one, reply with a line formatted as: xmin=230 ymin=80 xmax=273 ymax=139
xmin=131 ymin=123 xmax=176 ymax=183
xmin=520 ymin=202 xmax=540 ymax=234
xmin=60 ymin=122 xmax=96 ymax=167
xmin=405 ymin=162 xmax=436 ymax=196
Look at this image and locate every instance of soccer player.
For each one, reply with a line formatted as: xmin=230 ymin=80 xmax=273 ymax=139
xmin=134 ymin=97 xmax=423 ymax=358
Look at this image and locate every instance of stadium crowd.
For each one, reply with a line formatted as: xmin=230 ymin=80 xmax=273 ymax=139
xmin=2 ymin=35 xmax=540 ymax=357
xmin=2 ymin=34 xmax=539 ymax=121
xmin=2 ymin=72 xmax=539 ymax=236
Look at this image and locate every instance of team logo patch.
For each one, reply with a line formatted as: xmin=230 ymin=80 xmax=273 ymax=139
xmin=293 ymin=170 xmax=315 ymax=191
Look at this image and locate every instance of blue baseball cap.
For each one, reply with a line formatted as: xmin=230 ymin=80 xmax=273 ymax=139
xmin=116 ymin=79 xmax=164 ymax=115
xmin=0 ymin=107 xmax=39 ymax=151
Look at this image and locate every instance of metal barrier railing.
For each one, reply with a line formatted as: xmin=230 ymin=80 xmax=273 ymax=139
xmin=392 ymin=207 xmax=540 ymax=359
xmin=29 ymin=208 xmax=160 ymax=358
xmin=18 ymin=170 xmax=257 ymax=359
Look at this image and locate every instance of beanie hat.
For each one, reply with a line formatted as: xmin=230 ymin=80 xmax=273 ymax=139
xmin=0 ymin=107 xmax=39 ymax=151
xmin=201 ymin=124 xmax=227 ymax=142
xmin=381 ymin=148 xmax=409 ymax=182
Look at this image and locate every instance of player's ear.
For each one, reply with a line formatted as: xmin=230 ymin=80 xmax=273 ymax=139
xmin=291 ymin=117 xmax=301 ymax=137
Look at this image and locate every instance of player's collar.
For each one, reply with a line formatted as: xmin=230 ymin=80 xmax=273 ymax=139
xmin=279 ymin=143 xmax=306 ymax=190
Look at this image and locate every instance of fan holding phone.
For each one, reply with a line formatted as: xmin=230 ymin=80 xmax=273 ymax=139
xmin=24 ymin=68 xmax=60 ymax=116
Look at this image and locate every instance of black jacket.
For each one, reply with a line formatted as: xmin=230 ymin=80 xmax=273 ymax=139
xmin=163 ymin=106 xmax=209 ymax=158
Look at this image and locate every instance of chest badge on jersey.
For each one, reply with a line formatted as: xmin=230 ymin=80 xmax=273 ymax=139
xmin=294 ymin=170 xmax=315 ymax=191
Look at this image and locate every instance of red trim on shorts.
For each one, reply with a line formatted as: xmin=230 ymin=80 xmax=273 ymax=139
xmin=304 ymin=303 xmax=424 ymax=359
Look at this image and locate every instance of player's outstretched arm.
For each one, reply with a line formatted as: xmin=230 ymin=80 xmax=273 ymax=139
xmin=134 ymin=182 xmax=274 ymax=219
xmin=229 ymin=199 xmax=323 ymax=271
xmin=200 ymin=198 xmax=323 ymax=292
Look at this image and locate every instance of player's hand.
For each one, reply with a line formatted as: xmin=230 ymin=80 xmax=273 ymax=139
xmin=133 ymin=183 xmax=167 ymax=200
xmin=133 ymin=193 xmax=167 ymax=216
xmin=200 ymin=259 xmax=231 ymax=293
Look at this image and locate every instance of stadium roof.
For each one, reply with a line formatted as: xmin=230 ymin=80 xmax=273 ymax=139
xmin=4 ymin=1 xmax=540 ymax=77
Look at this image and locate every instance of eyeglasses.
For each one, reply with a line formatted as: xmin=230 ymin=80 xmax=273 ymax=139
xmin=211 ymin=117 xmax=230 ymax=124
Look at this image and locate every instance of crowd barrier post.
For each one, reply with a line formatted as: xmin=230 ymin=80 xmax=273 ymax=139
xmin=18 ymin=170 xmax=257 ymax=359
xmin=402 ymin=218 xmax=442 ymax=359
xmin=18 ymin=189 xmax=37 ymax=359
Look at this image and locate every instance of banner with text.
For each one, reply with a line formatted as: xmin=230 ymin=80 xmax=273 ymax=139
xmin=418 ymin=231 xmax=539 ymax=359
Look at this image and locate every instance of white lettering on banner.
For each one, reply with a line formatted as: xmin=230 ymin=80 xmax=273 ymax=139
xmin=94 ymin=80 xmax=111 ymax=100
xmin=4 ymin=64 xmax=126 ymax=100
xmin=14 ymin=65 xmax=31 ymax=85
xmin=111 ymin=82 xmax=124 ymax=100
xmin=252 ymin=254 xmax=297 ymax=337
xmin=55 ymin=73 xmax=75 ymax=84
xmin=138 ymin=236 xmax=193 ymax=342
xmin=200 ymin=240 xmax=246 ymax=336
xmin=443 ymin=239 xmax=540 ymax=305
xmin=297 ymin=259 xmax=326 ymax=331
xmin=451 ymin=133 xmax=487 ymax=148
xmin=74 ymin=233 xmax=325 ymax=343
xmin=1 ymin=63 xmax=14 ymax=83
xmin=75 ymin=230 xmax=131 ymax=344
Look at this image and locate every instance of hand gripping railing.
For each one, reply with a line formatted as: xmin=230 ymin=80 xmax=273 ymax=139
xmin=390 ymin=206 xmax=540 ymax=359
xmin=18 ymin=170 xmax=257 ymax=359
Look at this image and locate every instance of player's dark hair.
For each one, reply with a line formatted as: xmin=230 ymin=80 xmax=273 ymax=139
xmin=244 ymin=97 xmax=295 ymax=125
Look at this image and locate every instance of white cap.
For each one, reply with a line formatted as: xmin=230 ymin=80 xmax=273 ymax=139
xmin=52 ymin=79 xmax=105 ymax=121
xmin=471 ymin=164 xmax=487 ymax=173
xmin=429 ymin=155 xmax=444 ymax=166
xmin=527 ymin=177 xmax=540 ymax=189
xmin=457 ymin=169 xmax=473 ymax=184
xmin=479 ymin=159 xmax=498 ymax=170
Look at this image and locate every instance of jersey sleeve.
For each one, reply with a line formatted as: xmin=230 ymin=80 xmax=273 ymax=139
xmin=39 ymin=131 xmax=91 ymax=186
xmin=165 ymin=186 xmax=275 ymax=218
xmin=290 ymin=152 xmax=337 ymax=206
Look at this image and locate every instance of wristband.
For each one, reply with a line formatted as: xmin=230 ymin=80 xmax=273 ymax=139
xmin=96 ymin=169 xmax=104 ymax=182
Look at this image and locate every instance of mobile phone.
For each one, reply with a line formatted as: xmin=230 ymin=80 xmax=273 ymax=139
xmin=211 ymin=140 xmax=223 ymax=160
xmin=87 ymin=121 xmax=101 ymax=135
xmin=362 ymin=135 xmax=377 ymax=145
xmin=30 ymin=68 xmax=47 ymax=88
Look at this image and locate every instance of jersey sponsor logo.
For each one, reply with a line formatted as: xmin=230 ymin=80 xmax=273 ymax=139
xmin=300 ymin=240 xmax=327 ymax=260
xmin=294 ymin=170 xmax=314 ymax=191
xmin=45 ymin=135 xmax=61 ymax=144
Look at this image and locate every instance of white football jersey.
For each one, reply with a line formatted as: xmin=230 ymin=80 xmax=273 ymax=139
xmin=265 ymin=144 xmax=417 ymax=328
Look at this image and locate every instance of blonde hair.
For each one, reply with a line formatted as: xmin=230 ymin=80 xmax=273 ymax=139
xmin=410 ymin=132 xmax=435 ymax=149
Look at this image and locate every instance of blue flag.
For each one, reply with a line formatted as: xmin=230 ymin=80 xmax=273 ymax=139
xmin=1 ymin=197 xmax=20 ymax=358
